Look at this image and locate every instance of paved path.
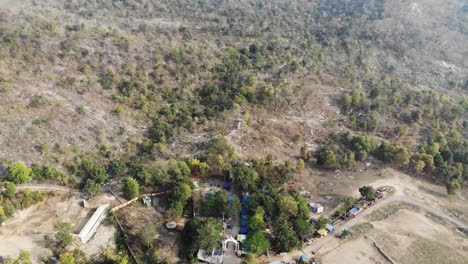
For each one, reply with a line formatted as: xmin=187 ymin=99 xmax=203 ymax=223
xmin=274 ymin=194 xmax=468 ymax=263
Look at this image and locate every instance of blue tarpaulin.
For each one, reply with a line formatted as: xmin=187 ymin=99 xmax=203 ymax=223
xmin=224 ymin=182 xmax=231 ymax=190
xmin=227 ymin=193 xmax=235 ymax=201
xmin=241 ymin=196 xmax=248 ymax=204
xmin=349 ymin=208 xmax=359 ymax=214
xmin=241 ymin=208 xmax=248 ymax=215
xmin=239 ymin=226 xmax=247 ymax=234
xmin=241 ymin=216 xmax=248 ymax=227
xmin=299 ymin=254 xmax=309 ymax=260
xmin=325 ymin=224 xmax=335 ymax=232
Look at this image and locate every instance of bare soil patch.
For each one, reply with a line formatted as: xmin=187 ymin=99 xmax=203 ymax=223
xmin=116 ymin=200 xmax=181 ymax=263
xmin=319 ymin=208 xmax=468 ymax=264
xmin=0 ymin=193 xmax=117 ymax=262
xmin=321 ymin=236 xmax=392 ymax=264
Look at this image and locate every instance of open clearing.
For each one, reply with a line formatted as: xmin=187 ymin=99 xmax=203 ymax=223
xmin=116 ymin=199 xmax=181 ymax=263
xmin=0 ymin=193 xmax=118 ymax=263
xmin=319 ymin=208 xmax=468 ymax=264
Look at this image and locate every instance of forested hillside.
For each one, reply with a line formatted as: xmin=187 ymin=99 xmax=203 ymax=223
xmin=0 ymin=0 xmax=467 ymax=262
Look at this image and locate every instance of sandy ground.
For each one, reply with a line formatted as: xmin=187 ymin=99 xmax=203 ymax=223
xmin=318 ymin=207 xmax=468 ymax=264
xmin=320 ymin=236 xmax=391 ymax=264
xmin=0 ymin=193 xmax=118 ymax=262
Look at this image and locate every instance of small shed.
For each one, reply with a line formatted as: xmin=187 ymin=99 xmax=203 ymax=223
xmin=237 ymin=234 xmax=247 ymax=243
xmin=325 ymin=224 xmax=335 ymax=233
xmin=309 ymin=203 xmax=324 ymax=214
xmin=142 ymin=195 xmax=152 ymax=207
xmin=236 ymin=118 xmax=243 ymax=129
xmin=317 ymin=229 xmax=328 ymax=237
xmin=299 ymin=254 xmax=310 ymax=262
xmin=348 ymin=207 xmax=360 ymax=217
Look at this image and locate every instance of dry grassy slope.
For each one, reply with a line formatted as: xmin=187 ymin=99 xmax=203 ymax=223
xmin=0 ymin=0 xmax=466 ymax=165
xmin=368 ymin=0 xmax=467 ymax=89
xmin=0 ymin=0 xmax=149 ymax=164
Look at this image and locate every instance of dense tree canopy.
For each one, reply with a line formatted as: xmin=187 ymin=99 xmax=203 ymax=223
xmin=8 ymin=162 xmax=32 ymax=184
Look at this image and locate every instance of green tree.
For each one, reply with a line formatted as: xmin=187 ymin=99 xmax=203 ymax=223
xmin=345 ymin=152 xmax=356 ymax=168
xmin=375 ymin=141 xmax=395 ymax=162
xmin=242 ymin=254 xmax=259 ymax=264
xmin=414 ymin=160 xmax=425 ymax=174
xmin=0 ymin=205 xmax=7 ymax=224
xmin=315 ymin=217 xmax=330 ymax=230
xmin=292 ymin=192 xmax=310 ymax=220
xmin=293 ymin=218 xmax=313 ymax=239
xmin=83 ymin=179 xmax=101 ymax=196
xmin=278 ymin=195 xmax=298 ymax=217
xmin=248 ymin=207 xmax=266 ymax=232
xmin=234 ymin=165 xmax=258 ymax=192
xmin=123 ymin=177 xmax=140 ymax=199
xmin=59 ymin=253 xmax=75 ymax=264
xmin=446 ymin=178 xmax=461 ymax=195
xmin=205 ymin=137 xmax=236 ymax=175
xmin=343 ymin=95 xmax=352 ymax=111
xmin=393 ymin=147 xmax=411 ymax=165
xmin=8 ymin=162 xmax=32 ymax=184
xmin=4 ymin=181 xmax=16 ymax=198
xmin=55 ymin=223 xmax=73 ymax=248
xmin=183 ymin=217 xmax=222 ymax=256
xmin=5 ymin=250 xmax=32 ymax=264
xmin=351 ymin=89 xmax=362 ymax=107
xmin=244 ymin=231 xmax=270 ymax=254
xmin=138 ymin=225 xmax=158 ymax=249
xmin=359 ymin=186 xmax=376 ymax=200
xmin=169 ymin=182 xmax=193 ymax=217
xmin=107 ymin=159 xmax=127 ymax=177
xmin=71 ymin=249 xmax=87 ymax=264
xmin=202 ymin=192 xmax=225 ymax=217
xmin=317 ymin=147 xmax=338 ymax=169
xmin=296 ymin=159 xmax=305 ymax=171
xmin=272 ymin=215 xmax=301 ymax=252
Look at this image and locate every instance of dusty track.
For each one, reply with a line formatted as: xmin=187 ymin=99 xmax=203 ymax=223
xmin=277 ymin=192 xmax=468 ymax=262
xmin=0 ymin=184 xmax=81 ymax=195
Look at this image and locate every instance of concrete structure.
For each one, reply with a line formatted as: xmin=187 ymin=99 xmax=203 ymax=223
xmin=236 ymin=118 xmax=243 ymax=129
xmin=309 ymin=203 xmax=324 ymax=213
xmin=222 ymin=236 xmax=239 ymax=252
xmin=325 ymin=224 xmax=335 ymax=233
xmin=166 ymin=221 xmax=177 ymax=229
xmin=142 ymin=195 xmax=152 ymax=207
xmin=197 ymin=249 xmax=223 ymax=264
xmin=77 ymin=204 xmax=109 ymax=243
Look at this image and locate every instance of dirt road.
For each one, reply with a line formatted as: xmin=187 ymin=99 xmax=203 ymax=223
xmin=0 ymin=184 xmax=81 ymax=195
xmin=274 ymin=193 xmax=468 ymax=263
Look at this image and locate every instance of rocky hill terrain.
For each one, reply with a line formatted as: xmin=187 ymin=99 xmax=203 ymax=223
xmin=0 ymin=0 xmax=466 ymax=263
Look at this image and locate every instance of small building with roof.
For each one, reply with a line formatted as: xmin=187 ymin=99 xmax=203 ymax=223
xmin=309 ymin=202 xmax=324 ymax=214
xmin=348 ymin=207 xmax=360 ymax=217
xmin=317 ymin=229 xmax=328 ymax=237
